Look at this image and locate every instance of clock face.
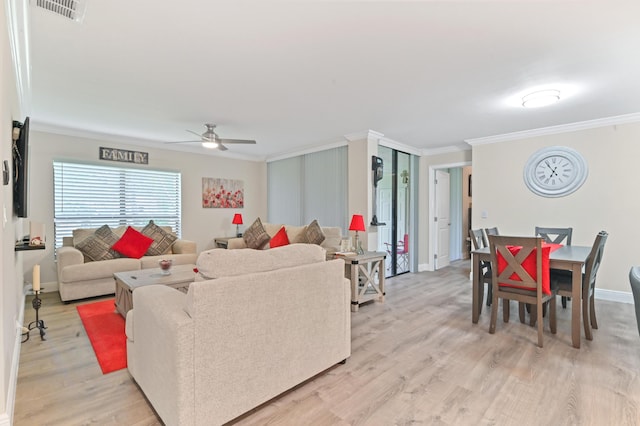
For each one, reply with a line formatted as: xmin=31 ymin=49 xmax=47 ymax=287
xmin=523 ymin=146 xmax=588 ymax=197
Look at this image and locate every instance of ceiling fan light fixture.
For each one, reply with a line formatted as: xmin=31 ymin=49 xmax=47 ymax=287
xmin=522 ymin=90 xmax=561 ymax=108
xmin=202 ymin=141 xmax=218 ymax=149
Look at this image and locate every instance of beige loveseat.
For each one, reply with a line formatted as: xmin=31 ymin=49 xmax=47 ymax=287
xmin=227 ymin=221 xmax=343 ymax=256
xmin=126 ymin=244 xmax=351 ymax=426
xmin=57 ymin=225 xmax=197 ymax=302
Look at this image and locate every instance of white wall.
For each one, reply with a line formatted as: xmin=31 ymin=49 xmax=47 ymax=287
xmin=471 ymin=120 xmax=640 ymax=293
xmin=26 ymin=131 xmax=267 ymax=290
xmin=1 ymin=2 xmax=24 ymax=423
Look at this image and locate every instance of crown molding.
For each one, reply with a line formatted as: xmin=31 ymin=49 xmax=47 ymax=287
xmin=465 ymin=112 xmax=640 ymax=146
xmin=31 ymin=121 xmax=265 ymax=162
xmin=422 ymin=144 xmax=471 ymax=156
xmin=6 ymin=0 xmax=32 ymax=116
xmin=265 ymin=139 xmax=348 ymax=162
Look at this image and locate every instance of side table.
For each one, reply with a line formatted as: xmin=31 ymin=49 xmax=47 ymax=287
xmin=214 ymin=237 xmax=233 ymax=249
xmin=339 ymin=251 xmax=386 ymax=312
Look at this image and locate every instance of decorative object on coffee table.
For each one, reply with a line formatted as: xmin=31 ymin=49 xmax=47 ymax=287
xmin=349 ymin=214 xmax=366 ymax=255
xmin=232 ymin=213 xmax=243 ymax=237
xmin=159 ymin=259 xmax=173 ymax=275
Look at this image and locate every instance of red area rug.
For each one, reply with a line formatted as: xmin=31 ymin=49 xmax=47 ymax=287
xmin=76 ymin=299 xmax=127 ymax=374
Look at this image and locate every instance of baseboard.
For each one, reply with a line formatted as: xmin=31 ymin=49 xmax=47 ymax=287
xmin=595 ymin=288 xmax=633 ymax=304
xmin=3 ymin=290 xmax=26 ymax=425
xmin=0 ymin=413 xmax=10 ymax=426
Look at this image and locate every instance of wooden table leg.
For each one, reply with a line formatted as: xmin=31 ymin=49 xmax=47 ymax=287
xmin=350 ymin=263 xmax=359 ymax=312
xmin=571 ymin=263 xmax=582 ymax=348
xmin=472 ymin=253 xmax=481 ymax=323
xmin=378 ymin=258 xmax=385 ymax=303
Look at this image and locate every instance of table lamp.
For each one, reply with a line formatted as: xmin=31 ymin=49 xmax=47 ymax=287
xmin=232 ymin=213 xmax=243 ymax=237
xmin=349 ymin=214 xmax=366 ymax=255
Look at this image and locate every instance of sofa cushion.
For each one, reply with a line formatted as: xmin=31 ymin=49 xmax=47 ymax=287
xmin=270 ymin=226 xmax=290 ymax=248
xmin=195 ymin=243 xmax=326 ymax=281
xmin=75 ymin=225 xmax=121 ymax=261
xmin=243 ymin=217 xmax=271 ymax=249
xmin=112 ymin=226 xmax=154 ymax=259
xmin=141 ymin=220 xmax=177 ymax=256
xmin=304 ymin=219 xmax=326 ymax=245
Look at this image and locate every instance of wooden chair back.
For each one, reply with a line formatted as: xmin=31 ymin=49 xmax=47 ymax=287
xmin=535 ymin=226 xmax=573 ymax=245
xmin=583 ymin=231 xmax=608 ymax=296
xmin=469 ymin=229 xmax=487 ymax=250
xmin=488 ymin=235 xmax=556 ymax=347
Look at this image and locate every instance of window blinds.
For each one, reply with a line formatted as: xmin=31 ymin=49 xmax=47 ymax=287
xmin=53 ymin=161 xmax=181 ymax=248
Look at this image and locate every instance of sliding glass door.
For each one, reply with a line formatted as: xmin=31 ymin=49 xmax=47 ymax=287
xmin=376 ymin=146 xmax=411 ymax=277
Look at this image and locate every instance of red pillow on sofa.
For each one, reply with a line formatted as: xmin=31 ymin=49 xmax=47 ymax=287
xmin=112 ymin=226 xmax=154 ymax=259
xmin=270 ymin=226 xmax=290 ymax=248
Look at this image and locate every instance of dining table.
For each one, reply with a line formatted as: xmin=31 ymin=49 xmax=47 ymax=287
xmin=472 ymin=244 xmax=592 ymax=349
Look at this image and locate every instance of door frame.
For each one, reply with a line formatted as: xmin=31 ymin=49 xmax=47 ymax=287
xmin=427 ymin=161 xmax=471 ymax=271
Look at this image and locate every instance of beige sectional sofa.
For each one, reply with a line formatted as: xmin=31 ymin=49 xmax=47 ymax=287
xmin=227 ymin=221 xmax=343 ymax=256
xmin=126 ymin=244 xmax=351 ymax=426
xmin=57 ymin=225 xmax=197 ymax=302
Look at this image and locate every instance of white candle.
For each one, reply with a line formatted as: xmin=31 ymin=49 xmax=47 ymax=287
xmin=32 ymin=264 xmax=40 ymax=292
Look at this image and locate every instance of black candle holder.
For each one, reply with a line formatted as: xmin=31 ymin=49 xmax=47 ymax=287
xmin=22 ymin=290 xmax=47 ymax=343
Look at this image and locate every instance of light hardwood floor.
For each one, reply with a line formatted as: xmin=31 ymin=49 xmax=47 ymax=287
xmin=14 ymin=261 xmax=640 ymax=425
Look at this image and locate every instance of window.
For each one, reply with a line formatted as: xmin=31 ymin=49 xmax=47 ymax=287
xmin=53 ymin=161 xmax=181 ymax=248
xmin=267 ymin=146 xmax=348 ymax=231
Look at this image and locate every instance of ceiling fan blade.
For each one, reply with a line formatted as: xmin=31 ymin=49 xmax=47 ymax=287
xmin=164 ymin=140 xmax=202 ymax=144
xmin=186 ymin=129 xmax=204 ymax=139
xmin=217 ymin=144 xmax=229 ymax=151
xmin=218 ymin=138 xmax=256 ymax=144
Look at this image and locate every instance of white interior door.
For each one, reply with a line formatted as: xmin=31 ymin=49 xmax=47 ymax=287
xmin=435 ymin=170 xmax=450 ymax=269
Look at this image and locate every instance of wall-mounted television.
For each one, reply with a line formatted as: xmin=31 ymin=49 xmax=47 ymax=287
xmin=12 ymin=117 xmax=29 ymax=218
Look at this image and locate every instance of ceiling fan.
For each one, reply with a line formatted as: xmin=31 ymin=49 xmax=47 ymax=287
xmin=166 ymin=124 xmax=256 ymax=151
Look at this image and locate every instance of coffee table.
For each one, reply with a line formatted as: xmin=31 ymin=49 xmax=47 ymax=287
xmin=114 ymin=263 xmax=197 ymax=318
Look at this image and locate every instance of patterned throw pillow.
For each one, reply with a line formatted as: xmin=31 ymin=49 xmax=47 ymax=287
xmin=75 ymin=225 xmax=121 ymax=261
xmin=112 ymin=226 xmax=154 ymax=259
xmin=141 ymin=220 xmax=178 ymax=256
xmin=304 ymin=219 xmax=325 ymax=245
xmin=243 ymin=217 xmax=271 ymax=249
xmin=270 ymin=226 xmax=290 ymax=248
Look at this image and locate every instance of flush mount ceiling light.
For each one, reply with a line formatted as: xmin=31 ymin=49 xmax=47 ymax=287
xmin=201 ymin=141 xmax=219 ymax=149
xmin=522 ymin=90 xmax=561 ymax=108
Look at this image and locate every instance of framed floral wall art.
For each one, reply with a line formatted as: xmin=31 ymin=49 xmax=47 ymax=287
xmin=202 ymin=177 xmax=244 ymax=208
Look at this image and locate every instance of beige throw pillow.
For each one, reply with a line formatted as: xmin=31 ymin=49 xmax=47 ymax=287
xmin=75 ymin=224 xmax=121 ymax=261
xmin=141 ymin=220 xmax=177 ymax=256
xmin=243 ymin=217 xmax=271 ymax=249
xmin=304 ymin=219 xmax=326 ymax=245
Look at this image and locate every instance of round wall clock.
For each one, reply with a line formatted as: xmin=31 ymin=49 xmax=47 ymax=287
xmin=523 ymin=146 xmax=588 ymax=198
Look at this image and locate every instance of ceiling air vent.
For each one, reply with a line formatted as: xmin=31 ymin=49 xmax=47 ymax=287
xmin=31 ymin=0 xmax=87 ymax=22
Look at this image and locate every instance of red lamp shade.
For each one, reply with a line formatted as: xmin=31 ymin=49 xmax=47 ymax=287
xmin=232 ymin=213 xmax=243 ymax=225
xmin=349 ymin=214 xmax=366 ymax=232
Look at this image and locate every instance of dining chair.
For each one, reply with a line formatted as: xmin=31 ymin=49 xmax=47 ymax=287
xmin=483 ymin=227 xmax=499 ymax=243
xmin=488 ymin=235 xmax=557 ymax=347
xmin=535 ymin=226 xmax=573 ymax=308
xmin=469 ymin=229 xmax=492 ymax=306
xmin=551 ymin=231 xmax=608 ymax=341
xmin=383 ymin=233 xmax=409 ymax=272
xmin=628 ymin=267 xmax=640 ymax=336
xmin=535 ymin=226 xmax=573 ymax=245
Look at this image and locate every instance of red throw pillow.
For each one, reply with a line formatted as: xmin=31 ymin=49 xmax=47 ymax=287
xmin=497 ymin=245 xmax=551 ymax=295
xmin=112 ymin=226 xmax=154 ymax=259
xmin=270 ymin=226 xmax=290 ymax=248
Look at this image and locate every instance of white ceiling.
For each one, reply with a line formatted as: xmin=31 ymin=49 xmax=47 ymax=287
xmin=18 ymin=0 xmax=640 ymax=160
